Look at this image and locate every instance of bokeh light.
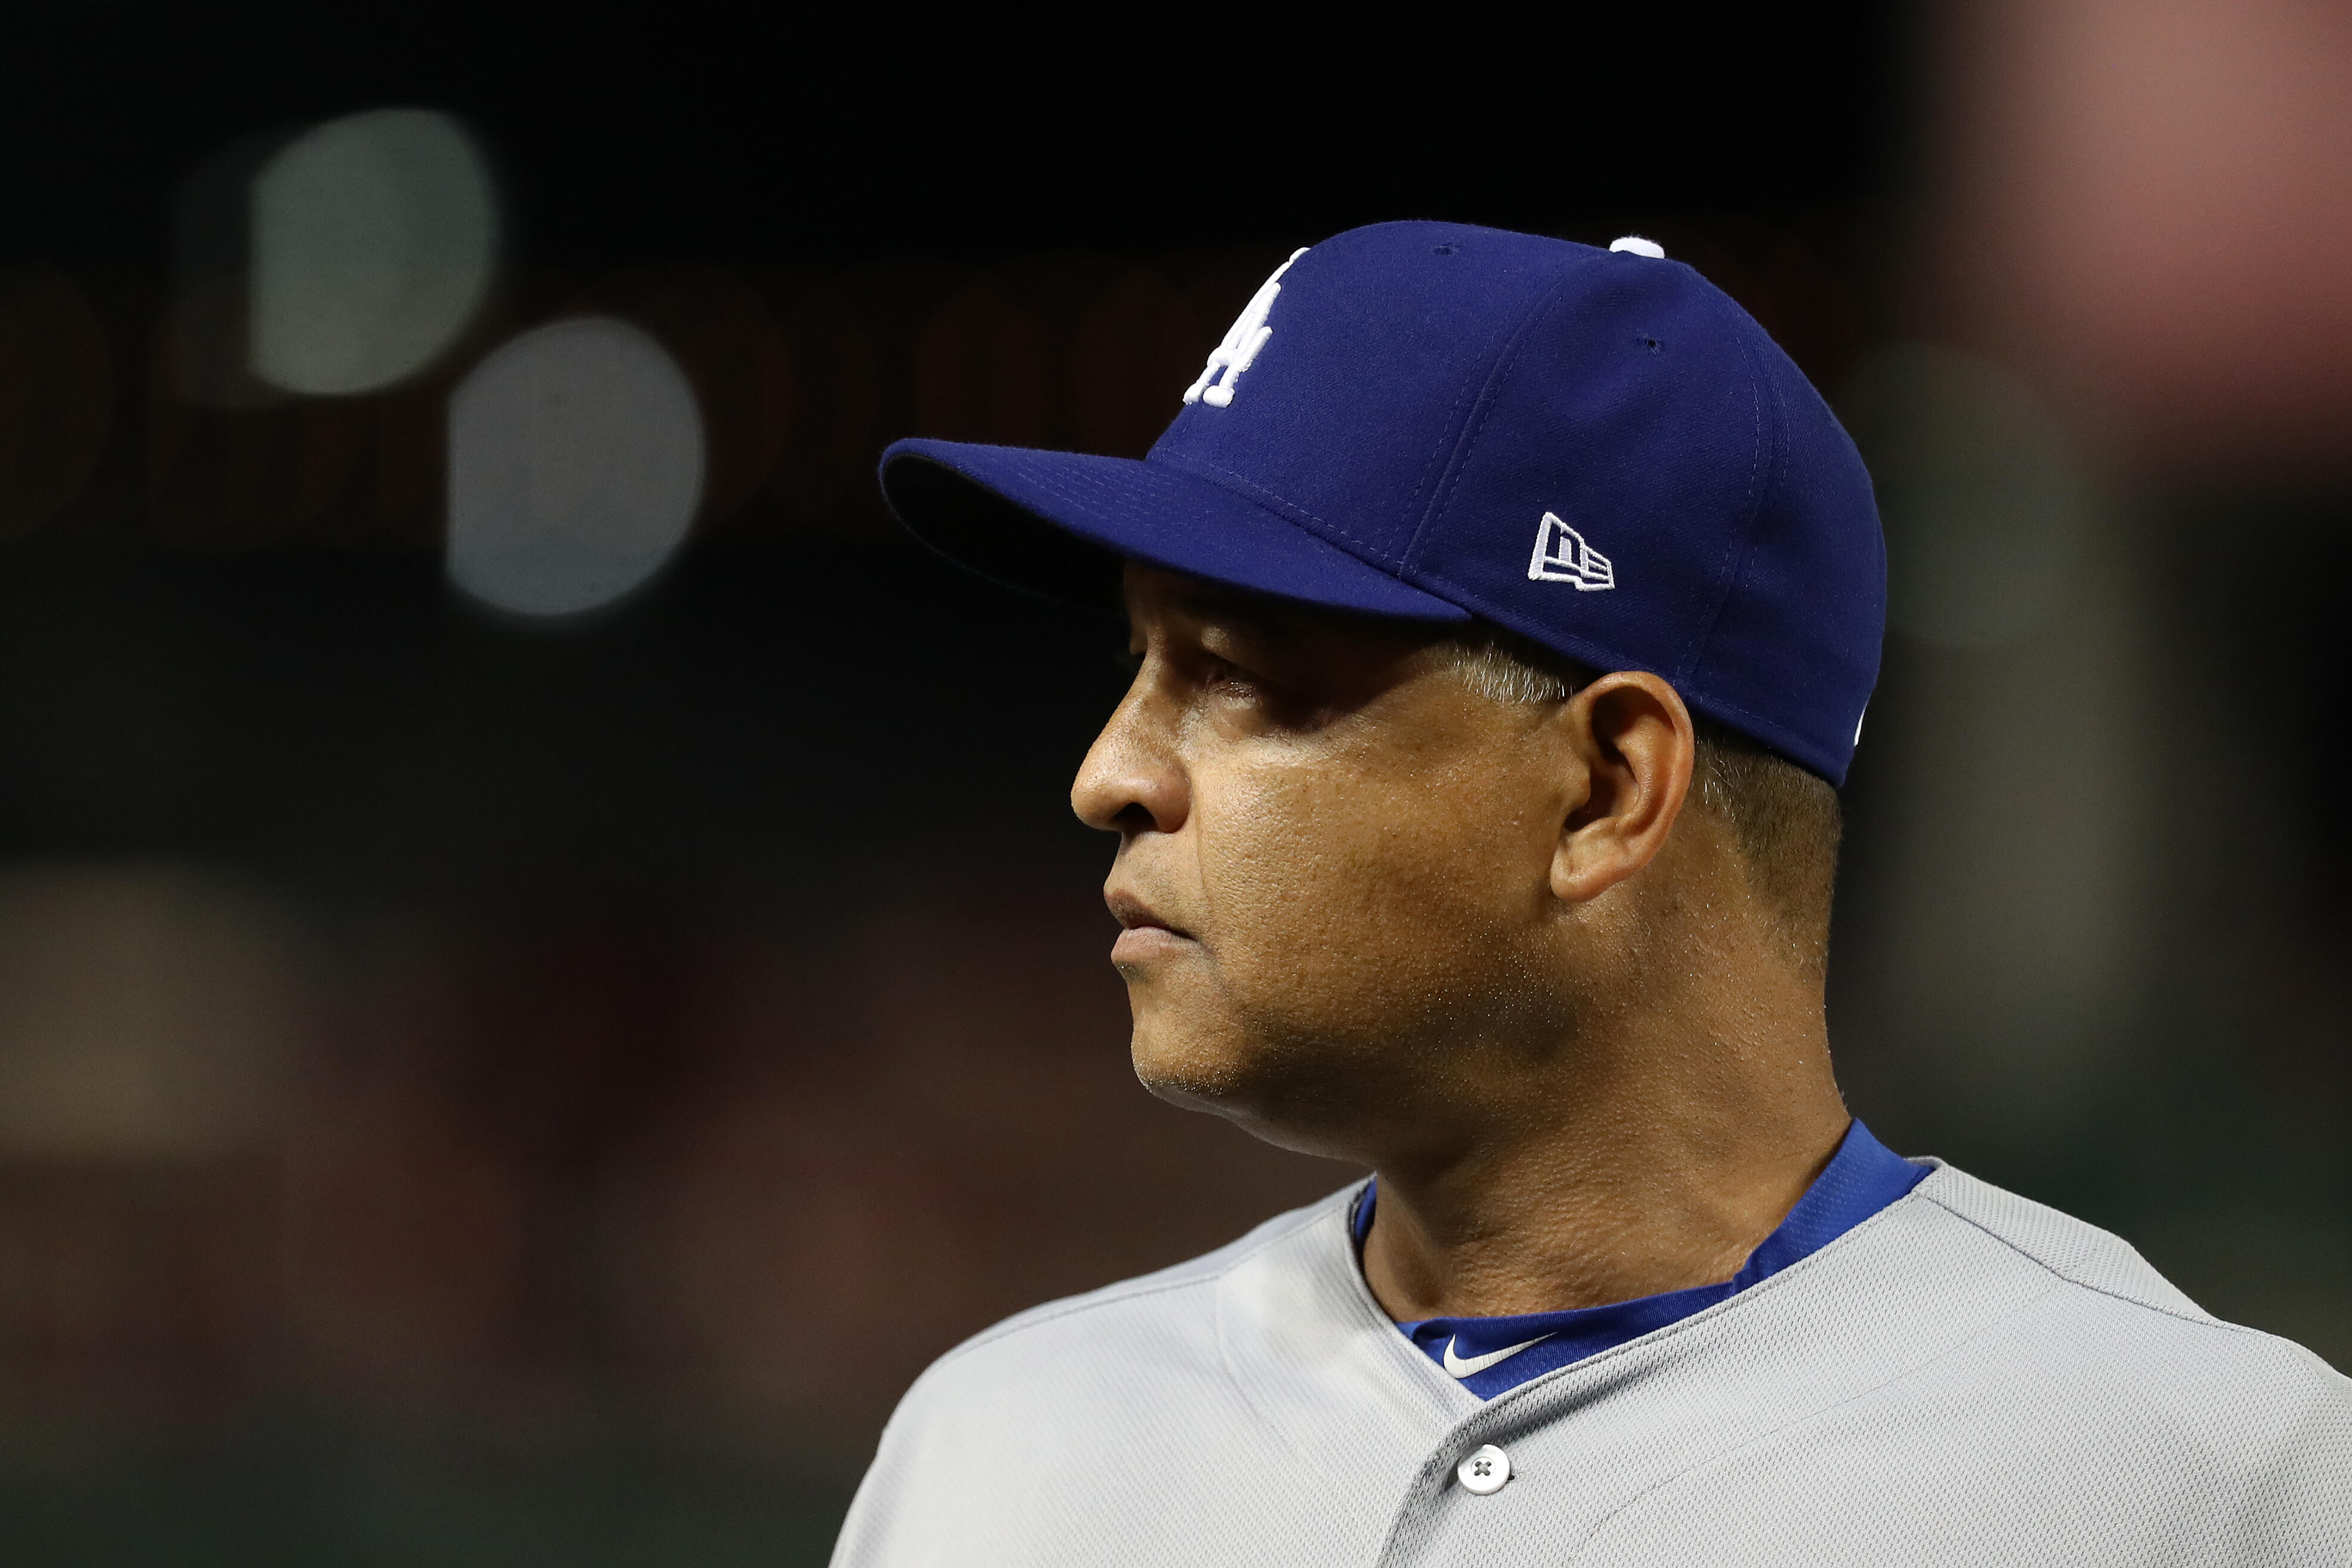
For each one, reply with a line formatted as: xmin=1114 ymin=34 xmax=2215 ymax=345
xmin=445 ymin=316 xmax=705 ymax=616
xmin=1945 ymin=0 xmax=2352 ymax=474
xmin=250 ymin=108 xmax=497 ymax=396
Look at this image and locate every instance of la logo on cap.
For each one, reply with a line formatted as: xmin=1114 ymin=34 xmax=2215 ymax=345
xmin=1183 ymin=248 xmax=1308 ymax=409
xmin=1527 ymin=512 xmax=1615 ymax=591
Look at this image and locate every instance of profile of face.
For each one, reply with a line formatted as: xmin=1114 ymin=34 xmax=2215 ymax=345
xmin=1071 ymin=564 xmax=1695 ymax=1161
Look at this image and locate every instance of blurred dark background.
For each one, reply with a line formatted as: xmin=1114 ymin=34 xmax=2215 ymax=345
xmin=0 ymin=1 xmax=2345 ymax=1561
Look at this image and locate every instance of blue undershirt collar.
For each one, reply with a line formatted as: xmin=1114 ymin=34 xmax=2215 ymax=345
xmin=1350 ymin=1120 xmax=1928 ymax=1398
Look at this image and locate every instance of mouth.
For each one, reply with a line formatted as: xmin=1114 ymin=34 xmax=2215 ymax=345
xmin=1105 ymin=888 xmax=1196 ymax=964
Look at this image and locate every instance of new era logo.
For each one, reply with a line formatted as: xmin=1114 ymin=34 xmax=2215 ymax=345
xmin=1527 ymin=512 xmax=1615 ymax=591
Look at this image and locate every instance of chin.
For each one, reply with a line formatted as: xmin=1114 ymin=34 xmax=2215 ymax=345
xmin=1129 ymin=1014 xmax=1255 ymax=1109
xmin=1127 ymin=1010 xmax=1373 ymax=1161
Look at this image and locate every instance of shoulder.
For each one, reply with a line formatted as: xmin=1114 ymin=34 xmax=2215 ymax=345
xmin=891 ymin=1180 xmax=1360 ymax=1421
xmin=1913 ymin=1162 xmax=2352 ymax=1458
xmin=1913 ymin=1161 xmax=2216 ymax=1320
xmin=829 ymin=1184 xmax=1370 ymax=1566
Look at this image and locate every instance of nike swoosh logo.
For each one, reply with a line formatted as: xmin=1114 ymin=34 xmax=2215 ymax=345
xmin=1441 ymin=1333 xmax=1552 ymax=1379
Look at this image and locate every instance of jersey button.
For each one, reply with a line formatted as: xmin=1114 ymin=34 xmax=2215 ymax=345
xmin=1456 ymin=1443 xmax=1511 ymax=1495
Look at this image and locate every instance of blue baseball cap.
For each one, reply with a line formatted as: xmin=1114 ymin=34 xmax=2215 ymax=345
xmin=878 ymin=220 xmax=1885 ymax=784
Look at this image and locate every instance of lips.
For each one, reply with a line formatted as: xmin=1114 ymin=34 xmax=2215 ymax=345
xmin=1106 ymin=888 xmax=1187 ymax=937
xmin=1106 ymin=888 xmax=1195 ymax=963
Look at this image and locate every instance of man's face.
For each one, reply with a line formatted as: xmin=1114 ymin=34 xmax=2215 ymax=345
xmin=1072 ymin=565 xmax=1582 ymax=1155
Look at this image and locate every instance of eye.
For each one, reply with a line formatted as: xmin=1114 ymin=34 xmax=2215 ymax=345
xmin=1202 ymin=653 xmax=1259 ymax=693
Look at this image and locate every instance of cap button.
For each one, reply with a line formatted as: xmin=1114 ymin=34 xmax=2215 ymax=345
xmin=1608 ymin=236 xmax=1666 ymax=259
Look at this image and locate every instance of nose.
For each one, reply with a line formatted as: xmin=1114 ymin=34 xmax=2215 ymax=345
xmin=1071 ymin=671 xmax=1189 ymax=836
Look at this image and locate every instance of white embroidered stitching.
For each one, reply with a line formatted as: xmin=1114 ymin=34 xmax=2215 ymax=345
xmin=1527 ymin=513 xmax=1615 ymax=591
xmin=1182 ymin=248 xmax=1307 ymax=409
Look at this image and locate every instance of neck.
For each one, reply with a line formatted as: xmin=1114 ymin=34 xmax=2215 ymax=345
xmin=1356 ymin=963 xmax=1848 ymax=1321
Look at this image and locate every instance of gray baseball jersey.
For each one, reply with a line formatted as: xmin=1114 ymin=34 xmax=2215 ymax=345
xmin=829 ymin=1162 xmax=2351 ymax=1566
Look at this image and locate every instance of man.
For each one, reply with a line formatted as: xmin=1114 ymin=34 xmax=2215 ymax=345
xmin=834 ymin=223 xmax=2350 ymax=1565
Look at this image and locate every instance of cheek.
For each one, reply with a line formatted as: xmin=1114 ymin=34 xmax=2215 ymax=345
xmin=1192 ymin=755 xmax=1542 ymax=1017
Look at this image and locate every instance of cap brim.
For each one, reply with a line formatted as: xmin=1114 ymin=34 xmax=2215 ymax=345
xmin=879 ymin=439 xmax=1471 ymax=623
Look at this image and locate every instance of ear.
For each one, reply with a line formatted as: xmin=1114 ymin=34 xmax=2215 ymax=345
xmin=1550 ymin=671 xmax=1698 ymax=905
